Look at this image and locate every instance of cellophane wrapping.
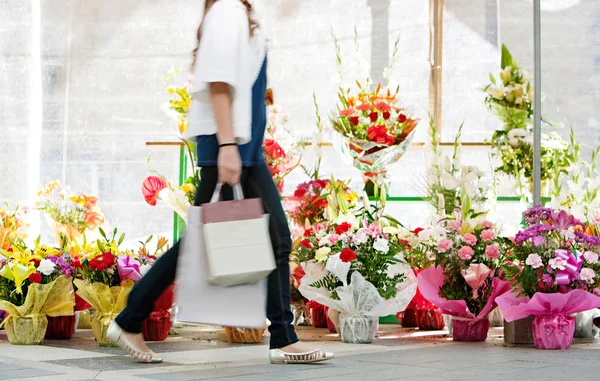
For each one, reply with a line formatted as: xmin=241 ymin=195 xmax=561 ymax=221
xmin=45 ymin=315 xmax=77 ymax=340
xmin=224 ymin=327 xmax=266 ymax=344
xmin=452 ymin=317 xmax=490 ymax=342
xmin=532 ymin=314 xmax=575 ymax=350
xmin=0 ymin=276 xmax=74 ymax=345
xmin=74 ymin=279 xmax=134 ymax=346
xmin=340 ymin=313 xmax=378 ymax=344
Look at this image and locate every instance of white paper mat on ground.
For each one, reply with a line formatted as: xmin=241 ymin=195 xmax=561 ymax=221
xmin=299 ymin=256 xmax=417 ymax=317
xmin=174 ymin=205 xmax=267 ymax=329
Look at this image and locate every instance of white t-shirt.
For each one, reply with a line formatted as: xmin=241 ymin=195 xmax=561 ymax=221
xmin=185 ymin=0 xmax=266 ymax=144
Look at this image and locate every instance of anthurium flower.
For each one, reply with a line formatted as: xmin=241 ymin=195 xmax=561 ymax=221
xmin=0 ymin=262 xmax=36 ymax=294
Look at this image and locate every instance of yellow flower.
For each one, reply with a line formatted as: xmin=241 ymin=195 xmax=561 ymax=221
xmin=180 ymin=183 xmax=196 ymax=194
xmin=156 ymin=236 xmax=169 ymax=251
xmin=166 ymin=86 xmax=176 ymax=95
xmin=0 ymin=262 xmax=36 ymax=294
xmin=315 ymin=247 xmax=331 ymax=263
xmin=383 ymin=226 xmax=399 ymax=235
xmin=178 ymin=119 xmax=188 ymax=134
xmin=34 ymin=243 xmax=61 ymax=258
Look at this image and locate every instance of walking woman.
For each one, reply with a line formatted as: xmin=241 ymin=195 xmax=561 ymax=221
xmin=107 ymin=0 xmax=334 ymax=365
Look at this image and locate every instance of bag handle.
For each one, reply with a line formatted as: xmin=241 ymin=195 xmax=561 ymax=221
xmin=210 ymin=183 xmax=244 ymax=203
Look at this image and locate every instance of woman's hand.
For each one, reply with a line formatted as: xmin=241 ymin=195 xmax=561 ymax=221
xmin=218 ymin=146 xmax=242 ymax=185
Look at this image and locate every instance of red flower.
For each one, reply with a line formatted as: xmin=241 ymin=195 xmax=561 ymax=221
xmin=300 ymin=239 xmax=312 ymax=249
xmin=413 ymin=227 xmax=424 ymax=236
xmin=28 ymin=273 xmax=42 ymax=284
xmin=313 ymin=179 xmax=328 ymax=190
xmin=264 ymin=139 xmax=286 ymax=160
xmin=294 ymin=188 xmax=308 ymax=198
xmin=349 ymin=116 xmax=360 ymax=126
xmin=336 ymin=222 xmax=352 ymax=235
xmin=142 ymin=176 xmax=168 ymax=206
xmin=339 ymin=108 xmax=356 ymax=117
xmin=398 ymin=114 xmax=407 ymax=123
xmin=369 ymin=111 xmax=379 ymax=123
xmin=356 ymin=103 xmax=372 ymax=112
xmin=340 ymin=249 xmax=357 ymax=262
xmin=71 ymin=257 xmax=83 ymax=269
xmin=374 ymin=101 xmax=392 ymax=113
xmin=292 ymin=266 xmax=305 ymax=285
xmin=367 ymin=125 xmax=395 ymax=145
xmin=382 ymin=111 xmax=391 ymax=120
xmin=89 ymin=252 xmax=115 ymax=272
xmin=29 ymin=258 xmax=40 ymax=267
xmin=303 ymin=229 xmax=312 ymax=237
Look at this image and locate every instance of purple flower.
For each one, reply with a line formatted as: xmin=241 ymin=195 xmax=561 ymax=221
xmin=523 ymin=206 xmax=554 ymax=225
xmin=532 ymin=235 xmax=546 ymax=247
xmin=514 ymin=224 xmax=556 ymax=245
xmin=551 ymin=210 xmax=584 ymax=231
xmin=542 ymin=274 xmax=553 ymax=284
xmin=575 ymin=231 xmax=600 ymax=248
xmin=48 ymin=255 xmax=74 ymax=278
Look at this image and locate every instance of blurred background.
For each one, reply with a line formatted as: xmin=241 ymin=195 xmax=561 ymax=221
xmin=1 ymin=0 xmax=599 ymax=242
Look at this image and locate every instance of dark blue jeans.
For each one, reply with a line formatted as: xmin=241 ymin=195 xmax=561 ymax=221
xmin=116 ymin=163 xmax=299 ymax=349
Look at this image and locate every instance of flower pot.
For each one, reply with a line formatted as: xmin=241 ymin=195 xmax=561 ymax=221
xmin=77 ymin=309 xmax=93 ymax=329
xmin=532 ymin=314 xmax=575 ymax=350
xmin=417 ymin=308 xmax=445 ymax=331
xmin=324 ymin=307 xmax=337 ymax=333
xmin=504 ymin=316 xmax=534 ymax=344
xmin=142 ymin=312 xmax=171 ymax=342
xmin=340 ymin=314 xmax=377 ymax=344
xmin=308 ymin=302 xmax=328 ymax=329
xmin=452 ymin=317 xmax=490 ymax=342
xmin=91 ymin=314 xmax=118 ymax=347
xmin=45 ymin=315 xmax=77 ymax=340
xmin=224 ymin=327 xmax=265 ymax=344
xmin=397 ymin=309 xmax=418 ymax=328
xmin=4 ymin=315 xmax=48 ymax=345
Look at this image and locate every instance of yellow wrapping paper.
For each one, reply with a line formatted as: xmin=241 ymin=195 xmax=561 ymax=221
xmin=48 ymin=219 xmax=83 ymax=245
xmin=0 ymin=276 xmax=75 ymax=345
xmin=77 ymin=309 xmax=93 ymax=329
xmin=74 ymin=279 xmax=134 ymax=346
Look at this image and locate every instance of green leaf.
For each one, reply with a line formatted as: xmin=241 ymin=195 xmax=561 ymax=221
xmin=99 ymin=227 xmax=107 ymax=239
xmin=145 ymin=235 xmax=153 ymax=244
xmin=118 ymin=233 xmax=125 ymax=246
xmin=501 ymin=44 xmax=517 ymax=69
xmin=488 ymin=73 xmax=496 ymax=84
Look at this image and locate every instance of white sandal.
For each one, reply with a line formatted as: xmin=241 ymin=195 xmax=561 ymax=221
xmin=269 ymin=348 xmax=334 ymax=364
xmin=106 ymin=322 xmax=163 ymax=363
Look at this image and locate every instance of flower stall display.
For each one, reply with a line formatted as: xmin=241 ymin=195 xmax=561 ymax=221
xmin=35 ymin=181 xmax=105 ymax=245
xmin=263 ymin=89 xmax=302 ymax=193
xmin=416 ymin=220 xmax=511 ymax=342
xmin=0 ymin=205 xmax=29 ymax=251
xmin=484 ymin=45 xmax=571 ymax=199
xmin=424 ymin=120 xmax=491 ymax=222
xmin=329 ymin=31 xmax=420 ymax=192
xmin=497 ymin=207 xmax=600 ymax=350
xmin=72 ymin=228 xmax=145 ymax=346
xmin=296 ymin=199 xmax=417 ymax=343
xmin=0 ymin=240 xmax=75 ymax=345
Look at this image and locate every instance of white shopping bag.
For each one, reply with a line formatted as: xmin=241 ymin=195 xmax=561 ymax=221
xmin=174 ymin=205 xmax=267 ymax=329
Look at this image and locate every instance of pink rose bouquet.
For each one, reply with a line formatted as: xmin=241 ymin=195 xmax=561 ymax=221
xmin=497 ymin=206 xmax=600 ymax=349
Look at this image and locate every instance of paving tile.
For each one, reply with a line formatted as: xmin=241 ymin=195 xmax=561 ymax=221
xmin=43 ymin=356 xmax=177 ymax=371
xmin=0 ymin=367 xmax=62 ymax=380
xmin=0 ymin=362 xmax=27 ymax=372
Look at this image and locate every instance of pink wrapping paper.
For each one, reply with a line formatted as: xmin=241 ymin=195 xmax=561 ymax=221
xmin=496 ymin=289 xmax=600 ymax=323
xmin=417 ymin=266 xmax=511 ymax=321
xmin=532 ymin=314 xmax=575 ymax=350
xmin=452 ymin=317 xmax=490 ymax=342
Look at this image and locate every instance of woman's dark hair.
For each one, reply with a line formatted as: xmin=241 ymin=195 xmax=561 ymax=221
xmin=191 ymin=0 xmax=259 ymax=71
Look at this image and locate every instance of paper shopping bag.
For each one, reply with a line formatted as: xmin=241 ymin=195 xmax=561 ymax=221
xmin=174 ymin=205 xmax=267 ymax=329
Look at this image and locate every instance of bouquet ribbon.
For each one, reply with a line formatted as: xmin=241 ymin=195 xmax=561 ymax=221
xmin=461 ymin=264 xmax=491 ymax=299
xmin=554 ymin=249 xmax=583 ymax=286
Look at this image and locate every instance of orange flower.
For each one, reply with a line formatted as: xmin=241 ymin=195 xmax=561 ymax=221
xmin=84 ymin=208 xmax=105 ymax=229
xmin=374 ymin=101 xmax=391 ymax=113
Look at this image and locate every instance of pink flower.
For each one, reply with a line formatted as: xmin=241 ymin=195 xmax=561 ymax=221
xmin=580 ymin=268 xmax=596 ymax=283
xmin=339 ymin=108 xmax=356 ymax=117
xmin=584 ymin=251 xmax=599 ymax=264
xmin=447 ymin=220 xmax=462 ymax=231
xmin=542 ymin=274 xmax=553 ymax=284
xmin=458 ymin=246 xmax=474 ymax=260
xmin=525 ymin=253 xmax=543 ymax=269
xmin=549 ymin=257 xmax=567 ymax=271
xmin=485 ymin=244 xmax=500 ymax=260
xmin=437 ymin=239 xmax=454 ymax=253
xmin=482 ymin=221 xmax=494 ymax=229
xmin=481 ymin=229 xmax=496 ymax=242
xmin=327 ymin=234 xmax=340 ymax=245
xmin=462 ymin=233 xmax=477 ymax=246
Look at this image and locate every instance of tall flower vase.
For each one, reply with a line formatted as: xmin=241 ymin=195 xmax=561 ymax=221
xmin=142 ymin=284 xmax=175 ymax=342
xmin=452 ymin=317 xmax=490 ymax=342
xmin=532 ymin=314 xmax=575 ymax=350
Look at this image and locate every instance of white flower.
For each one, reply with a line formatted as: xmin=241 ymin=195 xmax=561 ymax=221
xmin=525 ymin=254 xmax=543 ymax=269
xmin=353 ymin=228 xmax=370 ymax=245
xmin=580 ymin=268 xmax=596 ymax=283
xmin=382 ymin=226 xmax=399 ymax=235
xmin=508 ymin=138 xmax=520 ymax=147
xmin=315 ymin=247 xmax=332 ymax=263
xmin=584 ymin=251 xmax=599 ymax=265
xmin=549 ymin=257 xmax=567 ymax=271
xmin=37 ymin=259 xmax=56 ymax=276
xmin=560 ymin=228 xmax=576 ymax=241
xmin=488 ymin=83 xmax=507 ymax=100
xmin=441 ymin=172 xmax=458 ymax=190
xmin=158 ymin=188 xmax=191 ymax=221
xmin=335 ymin=213 xmax=359 ymax=229
xmin=373 ymin=238 xmax=389 ymax=253
xmin=500 ymin=66 xmax=512 ymax=83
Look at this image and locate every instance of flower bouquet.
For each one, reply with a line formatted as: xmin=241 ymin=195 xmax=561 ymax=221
xmin=484 ymin=45 xmax=571 ymax=199
xmin=297 ymin=200 xmax=417 ymax=343
xmin=0 ymin=205 xmax=28 ymax=251
xmin=36 ymin=181 xmax=105 ymax=245
xmin=497 ymin=207 xmax=600 ymax=350
xmin=417 ymin=220 xmax=511 ymax=342
xmin=329 ymin=32 xmax=419 ymax=191
xmin=72 ymin=228 xmax=145 ymax=346
xmin=0 ymin=240 xmax=75 ymax=345
xmin=263 ymin=90 xmax=302 ymax=193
